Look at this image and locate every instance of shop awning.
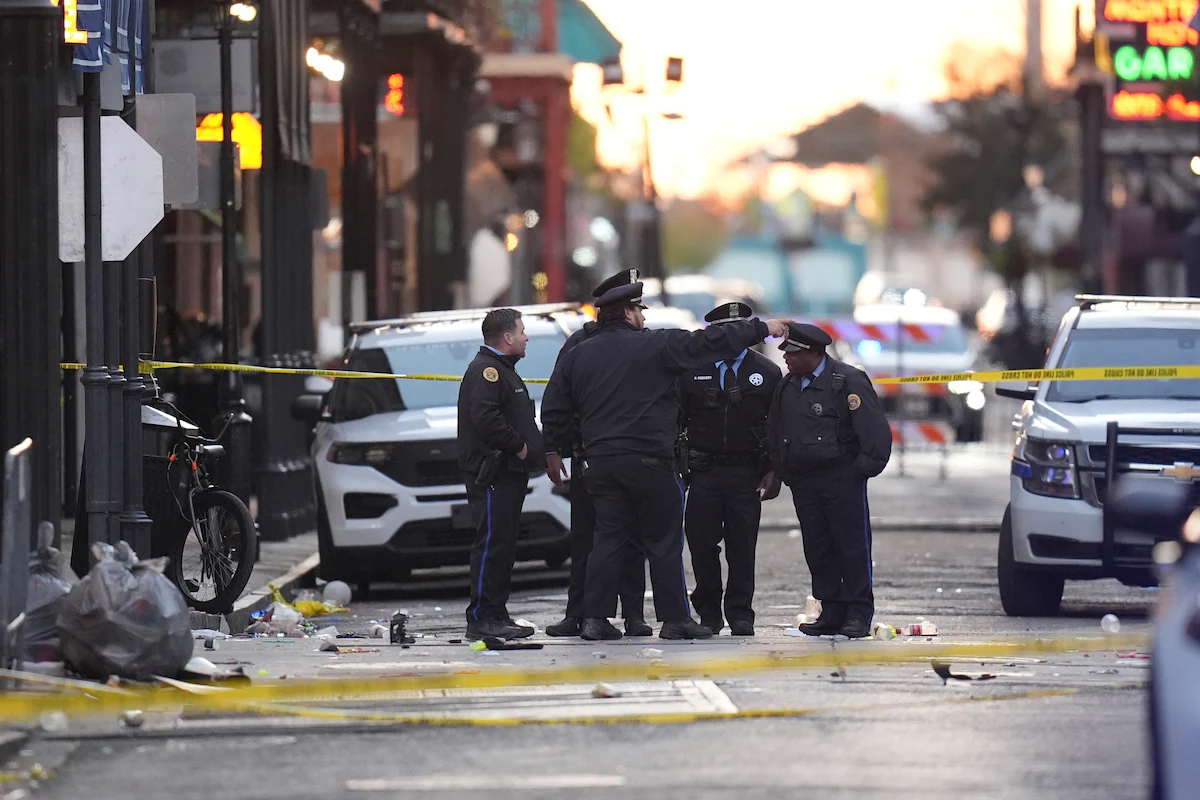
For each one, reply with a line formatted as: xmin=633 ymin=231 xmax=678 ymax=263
xmin=558 ymin=0 xmax=621 ymax=65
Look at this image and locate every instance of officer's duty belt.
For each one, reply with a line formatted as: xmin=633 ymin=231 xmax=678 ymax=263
xmin=687 ymin=450 xmax=761 ymax=468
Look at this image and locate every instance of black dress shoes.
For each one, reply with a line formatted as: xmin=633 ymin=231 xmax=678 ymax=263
xmin=798 ymin=612 xmax=847 ymax=637
xmin=465 ymin=619 xmax=527 ymax=641
xmin=701 ymin=619 xmax=724 ymax=635
xmin=545 ymin=616 xmax=583 ymax=637
xmin=581 ymin=617 xmax=623 ymax=641
xmin=624 ymin=618 xmax=653 ymax=637
xmin=729 ymin=621 xmax=755 ymax=636
xmin=840 ymin=618 xmax=870 ymax=639
xmin=659 ymin=619 xmax=714 ymax=640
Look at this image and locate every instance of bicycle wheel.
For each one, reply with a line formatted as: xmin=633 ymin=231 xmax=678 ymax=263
xmin=169 ymin=489 xmax=258 ymax=613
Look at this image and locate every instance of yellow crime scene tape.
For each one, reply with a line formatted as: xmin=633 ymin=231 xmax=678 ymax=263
xmin=59 ymin=361 xmax=1200 ymax=387
xmin=0 ymin=634 xmax=1148 ymax=724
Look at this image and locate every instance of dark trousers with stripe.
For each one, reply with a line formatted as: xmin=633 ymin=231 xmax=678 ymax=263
xmin=789 ymin=461 xmax=874 ymax=624
xmin=582 ymin=455 xmax=690 ymax=622
xmin=685 ymin=464 xmax=762 ymax=629
xmin=464 ymin=470 xmax=528 ymax=624
xmin=565 ymin=456 xmax=646 ymax=620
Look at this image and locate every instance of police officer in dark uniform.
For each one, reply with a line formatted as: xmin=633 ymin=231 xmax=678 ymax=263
xmin=766 ymin=323 xmax=892 ymax=638
xmin=457 ymin=308 xmax=545 ymax=641
xmin=542 ymin=269 xmax=650 ymax=638
xmin=679 ymin=302 xmax=783 ymax=636
xmin=543 ymin=283 xmax=790 ymax=641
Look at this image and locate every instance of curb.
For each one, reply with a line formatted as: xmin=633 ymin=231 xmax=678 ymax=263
xmin=0 ymin=729 xmax=29 ymax=765
xmin=763 ymin=519 xmax=1000 ymax=534
xmin=223 ymin=552 xmax=321 ymax=635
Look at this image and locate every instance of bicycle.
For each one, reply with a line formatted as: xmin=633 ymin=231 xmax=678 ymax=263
xmin=162 ymin=403 xmax=258 ymax=613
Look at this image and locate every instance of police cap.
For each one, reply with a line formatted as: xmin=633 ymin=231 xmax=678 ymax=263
xmin=596 ymin=281 xmax=648 ymax=308
xmin=778 ymin=322 xmax=833 ymax=352
xmin=704 ymin=301 xmax=754 ymax=325
xmin=591 ymin=268 xmax=640 ymax=298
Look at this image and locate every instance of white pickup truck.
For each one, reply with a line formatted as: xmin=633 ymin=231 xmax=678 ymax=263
xmin=997 ymin=295 xmax=1200 ymax=616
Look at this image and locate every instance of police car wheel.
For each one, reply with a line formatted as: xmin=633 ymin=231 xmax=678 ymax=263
xmin=997 ymin=506 xmax=1064 ymax=617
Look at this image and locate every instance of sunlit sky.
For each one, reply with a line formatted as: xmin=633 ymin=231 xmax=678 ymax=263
xmin=570 ymin=0 xmax=1089 ymax=200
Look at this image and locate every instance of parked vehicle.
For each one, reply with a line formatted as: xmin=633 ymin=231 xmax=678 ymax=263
xmin=847 ymin=304 xmax=986 ymax=442
xmin=291 ymin=304 xmax=582 ymax=592
xmin=998 ymin=295 xmax=1200 ymax=617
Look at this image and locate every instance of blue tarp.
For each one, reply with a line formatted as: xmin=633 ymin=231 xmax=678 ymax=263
xmin=558 ymin=0 xmax=621 ymax=65
xmin=73 ymin=0 xmax=146 ymax=94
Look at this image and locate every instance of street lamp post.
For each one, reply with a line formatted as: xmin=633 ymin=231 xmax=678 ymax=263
xmin=216 ymin=3 xmax=253 ymax=507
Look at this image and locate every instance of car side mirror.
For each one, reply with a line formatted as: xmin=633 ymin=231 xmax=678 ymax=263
xmin=291 ymin=394 xmax=326 ymax=426
xmin=996 ymin=382 xmax=1037 ymax=401
xmin=1107 ymin=474 xmax=1192 ymax=538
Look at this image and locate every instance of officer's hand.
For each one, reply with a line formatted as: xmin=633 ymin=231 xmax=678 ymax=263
xmin=764 ymin=319 xmax=792 ymax=339
xmin=517 ymin=444 xmax=529 ymax=460
xmin=758 ymin=471 xmax=781 ymax=501
xmin=546 ymin=453 xmax=567 ymax=486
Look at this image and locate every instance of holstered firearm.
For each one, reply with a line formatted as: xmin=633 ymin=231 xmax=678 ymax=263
xmin=475 ymin=450 xmax=506 ymax=487
xmin=674 ymin=432 xmax=690 ymax=484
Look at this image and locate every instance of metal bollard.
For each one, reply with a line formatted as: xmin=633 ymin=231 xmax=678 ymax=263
xmin=0 ymin=438 xmax=33 ymax=670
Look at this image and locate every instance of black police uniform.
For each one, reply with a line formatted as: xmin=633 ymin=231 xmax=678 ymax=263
xmin=457 ymin=345 xmax=545 ymax=626
xmin=679 ymin=303 xmax=782 ymax=634
xmin=766 ymin=324 xmax=891 ymax=631
xmin=544 ymin=318 xmax=647 ymax=627
xmin=542 ymin=284 xmax=771 ymax=627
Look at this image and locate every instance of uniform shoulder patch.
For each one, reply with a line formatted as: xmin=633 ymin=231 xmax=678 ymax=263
xmin=483 ymin=367 xmax=499 ymax=383
xmin=847 ymin=393 xmax=862 ymax=410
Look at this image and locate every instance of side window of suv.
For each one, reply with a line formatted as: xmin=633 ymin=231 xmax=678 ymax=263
xmin=329 ymin=348 xmax=404 ymax=422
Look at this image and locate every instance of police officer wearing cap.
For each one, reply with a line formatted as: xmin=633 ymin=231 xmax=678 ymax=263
xmin=543 ymin=283 xmax=791 ymax=641
xmin=765 ymin=323 xmax=892 ymax=638
xmin=678 ymin=302 xmax=782 ymax=636
xmin=457 ymin=308 xmax=544 ymax=641
xmin=542 ymin=269 xmax=649 ymax=638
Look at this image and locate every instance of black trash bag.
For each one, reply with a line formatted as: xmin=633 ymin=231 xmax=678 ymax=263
xmin=57 ymin=541 xmax=193 ymax=680
xmin=23 ymin=544 xmax=79 ymax=663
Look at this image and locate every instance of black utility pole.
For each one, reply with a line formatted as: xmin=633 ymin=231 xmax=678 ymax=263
xmin=118 ymin=102 xmax=153 ymax=556
xmin=216 ymin=4 xmax=253 ymax=506
xmin=0 ymin=0 xmax=63 ymax=543
xmin=81 ymin=71 xmax=113 ymax=550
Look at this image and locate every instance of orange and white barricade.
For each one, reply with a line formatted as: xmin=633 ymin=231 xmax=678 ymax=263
xmin=889 ymin=420 xmax=954 ymax=480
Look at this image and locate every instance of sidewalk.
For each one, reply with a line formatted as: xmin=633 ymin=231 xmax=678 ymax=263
xmin=762 ymin=445 xmax=1011 ymax=532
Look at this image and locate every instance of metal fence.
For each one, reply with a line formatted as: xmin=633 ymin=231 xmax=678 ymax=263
xmin=0 ymin=438 xmax=32 ymax=669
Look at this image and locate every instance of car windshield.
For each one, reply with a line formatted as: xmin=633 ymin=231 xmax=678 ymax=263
xmin=854 ymin=323 xmax=968 ymax=356
xmin=1046 ymin=327 xmax=1200 ymax=402
xmin=330 ymin=333 xmax=563 ymax=421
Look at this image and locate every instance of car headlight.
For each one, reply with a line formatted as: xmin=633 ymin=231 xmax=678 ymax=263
xmin=947 ymin=380 xmax=984 ymax=395
xmin=327 ymin=442 xmax=394 ymax=466
xmin=1012 ymin=435 xmax=1079 ymax=499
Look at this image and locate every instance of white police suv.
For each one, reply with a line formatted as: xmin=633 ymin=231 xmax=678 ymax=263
xmin=998 ymin=295 xmax=1200 ymax=616
xmin=292 ymin=304 xmax=584 ymax=591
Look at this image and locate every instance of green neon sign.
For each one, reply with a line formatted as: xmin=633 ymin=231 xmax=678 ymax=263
xmin=1114 ymin=45 xmax=1195 ymax=81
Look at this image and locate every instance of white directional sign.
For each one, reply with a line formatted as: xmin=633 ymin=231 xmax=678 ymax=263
xmin=58 ymin=116 xmax=165 ymax=263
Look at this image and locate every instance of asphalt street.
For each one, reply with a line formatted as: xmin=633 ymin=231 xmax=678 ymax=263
xmin=16 ymin=498 xmax=1159 ymax=800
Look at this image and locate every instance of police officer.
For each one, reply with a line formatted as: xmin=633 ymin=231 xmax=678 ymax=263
xmin=542 ymin=270 xmax=650 ymax=638
xmin=543 ymin=282 xmax=790 ymax=641
xmin=766 ymin=323 xmax=892 ymax=638
xmin=679 ymin=302 xmax=783 ymax=636
xmin=457 ymin=308 xmax=544 ymax=641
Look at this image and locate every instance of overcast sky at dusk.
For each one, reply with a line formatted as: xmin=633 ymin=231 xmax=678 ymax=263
xmin=570 ymin=0 xmax=1088 ymax=199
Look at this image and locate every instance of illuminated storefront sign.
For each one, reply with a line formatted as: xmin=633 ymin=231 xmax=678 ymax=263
xmin=1098 ymin=0 xmax=1200 ymax=123
xmin=384 ymin=74 xmax=406 ymax=116
xmin=195 ymin=113 xmax=263 ymax=170
xmin=51 ymin=0 xmax=89 ymax=44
